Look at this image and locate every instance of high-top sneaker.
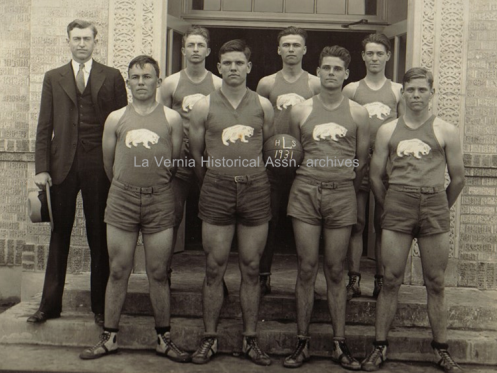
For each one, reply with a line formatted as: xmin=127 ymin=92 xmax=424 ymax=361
xmin=432 ymin=341 xmax=464 ymax=372
xmin=243 ymin=336 xmax=271 ymax=366
xmin=283 ymin=336 xmax=311 ymax=368
xmin=192 ymin=336 xmax=218 ymax=364
xmin=79 ymin=331 xmax=118 ymax=360
xmin=156 ymin=332 xmax=191 ymax=363
xmin=361 ymin=342 xmax=388 ymax=371
xmin=331 ymin=339 xmax=361 ymax=370
xmin=346 ymin=272 xmax=362 ymax=301
xmin=373 ymin=275 xmax=383 ymax=299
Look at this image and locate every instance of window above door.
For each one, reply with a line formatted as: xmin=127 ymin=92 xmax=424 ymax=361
xmin=182 ymin=0 xmax=387 ymax=29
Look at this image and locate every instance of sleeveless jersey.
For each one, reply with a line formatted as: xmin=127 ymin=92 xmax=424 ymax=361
xmin=204 ymin=89 xmax=265 ymax=176
xmin=113 ymin=104 xmax=173 ymax=187
xmin=387 ymin=115 xmax=446 ymax=187
xmin=172 ymin=70 xmax=216 ymax=138
xmin=297 ymin=96 xmax=358 ymax=182
xmin=352 ymin=79 xmax=398 ymax=148
xmin=268 ymin=71 xmax=315 ymax=135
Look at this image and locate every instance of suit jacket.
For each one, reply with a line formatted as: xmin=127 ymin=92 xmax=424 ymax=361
xmin=35 ymin=60 xmax=128 ymax=185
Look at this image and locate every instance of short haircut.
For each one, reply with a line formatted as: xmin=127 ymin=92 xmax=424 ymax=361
xmin=402 ymin=67 xmax=434 ymax=89
xmin=182 ymin=25 xmax=210 ymax=48
xmin=67 ymin=19 xmax=98 ymax=38
xmin=218 ymin=39 xmax=251 ymax=62
xmin=319 ymin=45 xmax=351 ymax=69
xmin=128 ymin=55 xmax=160 ymax=78
xmin=362 ymin=33 xmax=391 ymax=53
xmin=277 ymin=26 xmax=308 ymax=44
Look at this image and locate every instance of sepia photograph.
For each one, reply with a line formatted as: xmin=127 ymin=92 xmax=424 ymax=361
xmin=0 ymin=1 xmax=495 ymax=372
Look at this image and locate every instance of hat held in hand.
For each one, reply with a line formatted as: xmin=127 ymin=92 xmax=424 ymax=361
xmin=28 ymin=183 xmax=54 ymax=230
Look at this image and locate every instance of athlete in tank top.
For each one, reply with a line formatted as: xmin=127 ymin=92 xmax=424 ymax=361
xmin=342 ymin=34 xmax=403 ymax=301
xmin=297 ymin=96 xmax=358 ymax=182
xmin=113 ymin=104 xmax=174 ymax=187
xmin=203 ymin=88 xmax=266 ymax=176
xmin=85 ymin=56 xmax=188 ymax=363
xmin=284 ymin=47 xmax=370 ymax=370
xmin=387 ymin=115 xmax=446 ymax=187
xmin=255 ymin=27 xmax=320 ymax=294
xmin=188 ymin=41 xmax=275 ymax=366
xmin=365 ymin=68 xmax=465 ymax=373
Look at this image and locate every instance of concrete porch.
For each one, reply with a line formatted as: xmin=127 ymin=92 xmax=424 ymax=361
xmin=1 ymin=252 xmax=496 ymax=366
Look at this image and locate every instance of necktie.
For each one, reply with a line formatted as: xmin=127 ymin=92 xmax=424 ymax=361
xmin=76 ymin=63 xmax=85 ymax=93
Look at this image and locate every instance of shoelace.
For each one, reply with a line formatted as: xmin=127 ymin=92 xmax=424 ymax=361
xmin=348 ymin=276 xmax=358 ymax=287
xmin=288 ymin=339 xmax=308 ymax=360
xmin=337 ymin=341 xmax=355 ymax=360
xmin=438 ymin=349 xmax=458 ymax=368
xmin=89 ymin=332 xmax=111 ymax=352
xmin=366 ymin=345 xmax=385 ymax=363
xmin=160 ymin=335 xmax=183 ymax=354
xmin=246 ymin=338 xmax=267 ymax=358
xmin=196 ymin=338 xmax=215 ymax=355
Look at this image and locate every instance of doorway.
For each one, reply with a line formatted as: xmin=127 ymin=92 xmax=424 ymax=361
xmin=183 ymin=27 xmax=372 ymax=252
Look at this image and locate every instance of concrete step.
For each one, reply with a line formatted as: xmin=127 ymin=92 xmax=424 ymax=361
xmin=60 ymin=272 xmax=497 ymax=331
xmin=0 ymin=301 xmax=495 ymax=366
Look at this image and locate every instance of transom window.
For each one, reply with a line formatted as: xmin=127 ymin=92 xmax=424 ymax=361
xmin=190 ymin=0 xmax=378 ymax=15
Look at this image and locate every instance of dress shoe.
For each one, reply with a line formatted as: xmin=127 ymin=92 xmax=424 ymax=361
xmin=27 ymin=310 xmax=60 ymax=323
xmin=94 ymin=313 xmax=104 ymax=327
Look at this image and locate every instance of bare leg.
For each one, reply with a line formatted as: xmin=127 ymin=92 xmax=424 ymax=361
xmin=374 ymin=199 xmax=384 ymax=276
xmin=171 ymin=177 xmax=191 ymax=252
xmin=143 ymin=228 xmax=174 ymax=327
xmin=292 ymin=218 xmax=321 ymax=335
xmin=201 ymin=222 xmax=235 ymax=334
xmin=418 ymin=232 xmax=450 ymax=343
xmin=323 ymin=226 xmax=353 ymax=338
xmin=347 ymin=191 xmax=369 ymax=272
xmin=104 ymin=225 xmax=138 ymax=329
xmin=374 ymin=230 xmax=413 ymax=341
xmin=237 ymin=223 xmax=268 ymax=334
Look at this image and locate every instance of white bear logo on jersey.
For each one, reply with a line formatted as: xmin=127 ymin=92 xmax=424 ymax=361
xmin=313 ymin=122 xmax=348 ymax=142
xmin=276 ymin=93 xmax=305 ymax=110
xmin=222 ymin=124 xmax=254 ymax=146
xmin=363 ymin=102 xmax=391 ymax=120
xmin=182 ymin=93 xmax=205 ymax=112
xmin=125 ymin=129 xmax=160 ymax=149
xmin=397 ymin=139 xmax=431 ymax=159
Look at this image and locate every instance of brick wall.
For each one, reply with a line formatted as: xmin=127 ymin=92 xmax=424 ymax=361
xmin=0 ymin=1 xmax=31 ymax=269
xmin=0 ymin=0 xmax=110 ymax=275
xmin=459 ymin=0 xmax=497 ymax=289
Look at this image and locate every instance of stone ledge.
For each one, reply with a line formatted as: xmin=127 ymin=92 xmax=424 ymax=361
xmin=0 ymin=302 xmax=496 ymax=365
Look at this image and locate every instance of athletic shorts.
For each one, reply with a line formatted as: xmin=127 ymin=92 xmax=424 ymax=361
xmin=381 ymin=185 xmax=449 ymax=237
xmin=105 ymin=179 xmax=175 ymax=234
xmin=287 ymin=176 xmax=357 ymax=229
xmin=199 ymin=170 xmax=271 ymax=226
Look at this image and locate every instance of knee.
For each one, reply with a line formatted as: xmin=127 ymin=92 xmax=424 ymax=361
xmin=205 ymin=260 xmax=224 ymax=284
xmin=325 ymin=263 xmax=345 ymax=284
xmin=146 ymin=264 xmax=168 ymax=283
xmin=240 ymin=258 xmax=260 ymax=281
xmin=424 ymin=274 xmax=445 ymax=295
xmin=109 ymin=261 xmax=132 ymax=282
xmin=382 ymin=268 xmax=404 ymax=290
xmin=298 ymin=261 xmax=318 ymax=283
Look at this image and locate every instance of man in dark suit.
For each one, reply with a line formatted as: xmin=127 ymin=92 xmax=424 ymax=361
xmin=28 ymin=19 xmax=128 ymax=326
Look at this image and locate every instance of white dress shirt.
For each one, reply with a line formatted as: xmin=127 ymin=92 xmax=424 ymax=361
xmin=71 ymin=59 xmax=93 ymax=87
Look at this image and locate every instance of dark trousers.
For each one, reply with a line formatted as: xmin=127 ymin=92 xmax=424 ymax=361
xmin=39 ymin=144 xmax=110 ymax=316
xmin=259 ymin=170 xmax=295 ymax=275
